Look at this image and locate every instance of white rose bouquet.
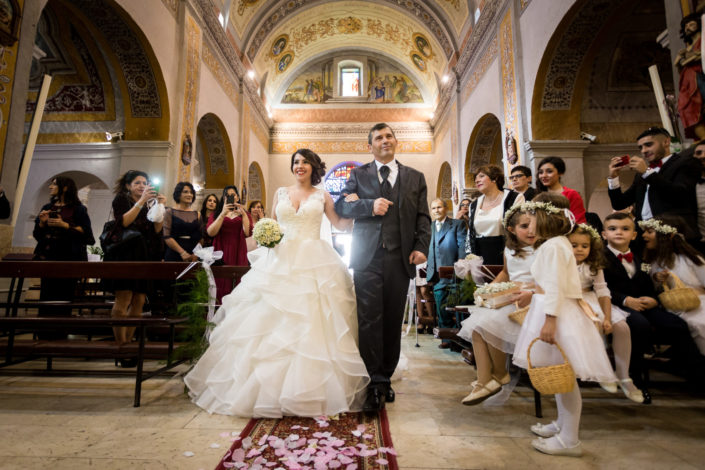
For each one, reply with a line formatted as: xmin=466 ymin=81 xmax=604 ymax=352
xmin=253 ymin=218 xmax=283 ymax=248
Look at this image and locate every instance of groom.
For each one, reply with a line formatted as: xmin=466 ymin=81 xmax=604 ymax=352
xmin=335 ymin=123 xmax=431 ymax=411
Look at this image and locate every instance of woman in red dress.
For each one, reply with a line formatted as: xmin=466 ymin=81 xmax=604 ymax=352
xmin=207 ymin=185 xmax=252 ymax=302
xmin=536 ymin=156 xmax=587 ymax=224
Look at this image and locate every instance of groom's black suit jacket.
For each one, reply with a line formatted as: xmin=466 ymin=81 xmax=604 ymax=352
xmin=608 ymin=153 xmax=700 ymax=227
xmin=334 ymin=160 xmax=431 ymax=278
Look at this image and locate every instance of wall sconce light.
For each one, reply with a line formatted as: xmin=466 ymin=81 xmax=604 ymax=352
xmin=105 ymin=131 xmax=124 ymax=142
xmin=580 ymin=132 xmax=597 ymax=143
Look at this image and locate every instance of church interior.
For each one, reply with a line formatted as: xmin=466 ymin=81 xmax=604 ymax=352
xmin=1 ymin=0 xmax=705 ymax=468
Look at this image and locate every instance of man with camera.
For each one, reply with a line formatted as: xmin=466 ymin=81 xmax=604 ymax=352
xmin=607 ymin=127 xmax=700 ymax=232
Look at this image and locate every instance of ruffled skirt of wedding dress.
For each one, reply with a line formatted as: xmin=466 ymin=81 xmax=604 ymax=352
xmin=184 ymin=239 xmax=370 ymax=418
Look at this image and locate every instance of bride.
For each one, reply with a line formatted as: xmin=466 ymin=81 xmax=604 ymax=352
xmin=184 ymin=149 xmax=369 ymax=417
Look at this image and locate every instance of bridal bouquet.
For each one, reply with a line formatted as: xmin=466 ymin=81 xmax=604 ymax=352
xmin=253 ymin=218 xmax=283 ymax=248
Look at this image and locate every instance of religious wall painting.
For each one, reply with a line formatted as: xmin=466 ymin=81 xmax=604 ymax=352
xmin=0 ymin=0 xmax=19 ymax=46
xmin=237 ymin=0 xmax=260 ymax=16
xmin=410 ymin=52 xmax=427 ymax=72
xmin=271 ymin=34 xmax=288 ymax=57
xmin=282 ymin=62 xmax=331 ymax=103
xmin=412 ymin=33 xmax=432 ymax=58
xmin=277 ymin=51 xmax=294 ymax=73
xmin=367 ymin=60 xmax=423 ymax=104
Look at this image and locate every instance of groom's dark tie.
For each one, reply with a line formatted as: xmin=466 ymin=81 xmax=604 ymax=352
xmin=379 ymin=165 xmax=391 ymax=198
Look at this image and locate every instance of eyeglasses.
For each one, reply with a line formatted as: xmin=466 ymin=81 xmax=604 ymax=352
xmin=509 ymin=174 xmax=525 ymax=180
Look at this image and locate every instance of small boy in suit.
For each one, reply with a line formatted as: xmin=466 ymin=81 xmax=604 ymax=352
xmin=602 ymin=212 xmax=704 ymax=396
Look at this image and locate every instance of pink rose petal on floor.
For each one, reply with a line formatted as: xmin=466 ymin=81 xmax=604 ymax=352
xmin=231 ymin=448 xmax=246 ymax=462
xmin=328 ymin=461 xmax=341 ymax=468
xmin=222 ymin=463 xmax=236 ymax=469
xmin=345 ymin=464 xmax=358 ymax=470
xmin=259 ymin=434 xmax=269 ymax=446
xmin=220 ymin=432 xmax=231 ymax=438
xmin=362 ymin=434 xmax=372 ymax=440
xmin=210 ymin=443 xmax=221 ymax=449
xmin=242 ymin=437 xmax=253 ymax=449
xmin=356 ymin=424 xmax=366 ymax=433
xmin=291 ymin=425 xmax=301 ymax=429
xmin=337 ymin=455 xmax=354 ymax=465
xmin=246 ymin=448 xmax=262 ymax=458
xmin=331 ymin=439 xmax=345 ymax=447
xmin=183 ymin=451 xmax=195 ymax=457
xmin=376 ymin=458 xmax=388 ymax=465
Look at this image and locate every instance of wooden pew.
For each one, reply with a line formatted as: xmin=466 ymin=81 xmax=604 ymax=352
xmin=0 ymin=260 xmax=250 ymax=406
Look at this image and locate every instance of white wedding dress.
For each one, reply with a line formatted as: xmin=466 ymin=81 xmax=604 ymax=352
xmin=184 ymin=187 xmax=369 ymax=417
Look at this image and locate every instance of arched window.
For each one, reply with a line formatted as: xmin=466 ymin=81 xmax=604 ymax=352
xmin=340 ymin=67 xmax=360 ymax=97
xmin=324 ymin=161 xmax=361 ymax=202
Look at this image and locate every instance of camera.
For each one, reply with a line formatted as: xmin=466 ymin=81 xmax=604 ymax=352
xmin=226 ymin=194 xmax=235 ymax=205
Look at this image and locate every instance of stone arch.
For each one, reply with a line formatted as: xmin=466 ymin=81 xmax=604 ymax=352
xmin=247 ymin=161 xmax=266 ymax=208
xmin=530 ymin=0 xmax=669 ymax=144
xmin=437 ymin=162 xmax=452 ymax=207
xmin=464 ymin=113 xmax=502 ymax=186
xmin=27 ymin=0 xmax=170 ymax=144
xmin=195 ymin=113 xmax=235 ymax=190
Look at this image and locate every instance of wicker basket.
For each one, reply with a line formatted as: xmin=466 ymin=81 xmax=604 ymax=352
xmin=508 ymin=303 xmax=529 ymax=325
xmin=658 ymin=273 xmax=701 ymax=312
xmin=527 ymin=338 xmax=575 ymax=395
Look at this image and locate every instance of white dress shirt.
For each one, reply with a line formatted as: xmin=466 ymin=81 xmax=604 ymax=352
xmin=375 ymin=159 xmax=399 ymax=187
xmin=435 ymin=217 xmax=446 ymax=232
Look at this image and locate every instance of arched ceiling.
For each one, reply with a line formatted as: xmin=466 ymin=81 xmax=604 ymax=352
xmin=217 ymin=0 xmax=478 ymax=109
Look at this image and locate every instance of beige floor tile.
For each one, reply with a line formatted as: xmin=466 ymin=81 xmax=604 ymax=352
xmin=0 ymin=456 xmax=170 ymax=469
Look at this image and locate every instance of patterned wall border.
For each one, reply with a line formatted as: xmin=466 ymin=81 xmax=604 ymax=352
xmin=540 ymin=0 xmax=619 ymax=110
xmin=161 ymin=0 xmax=178 ymax=17
xmin=271 ymin=122 xmax=433 ymax=140
xmin=0 ymin=16 xmax=22 ymax=168
xmin=271 ymin=140 xmax=432 ymax=154
xmin=246 ymin=0 xmax=454 ymax=60
xmin=500 ymin=7 xmax=519 ymax=162
xmin=202 ymin=43 xmax=240 ymax=108
xmin=520 ymin=0 xmax=532 ymax=13
xmin=179 ymin=14 xmax=202 ymax=181
xmin=461 ymin=34 xmax=498 ymax=104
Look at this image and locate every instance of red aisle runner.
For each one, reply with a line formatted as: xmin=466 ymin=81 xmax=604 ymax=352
xmin=215 ymin=410 xmax=398 ymax=470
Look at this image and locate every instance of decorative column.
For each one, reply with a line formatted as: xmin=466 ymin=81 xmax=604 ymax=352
xmin=177 ymin=11 xmax=202 ymax=182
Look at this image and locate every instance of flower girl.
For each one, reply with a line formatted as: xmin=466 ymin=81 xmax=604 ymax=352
xmin=642 ymin=216 xmax=705 ymax=355
xmin=568 ymin=224 xmax=643 ymax=403
xmin=512 ymin=198 xmax=616 ymax=457
xmin=458 ymin=203 xmax=537 ymax=405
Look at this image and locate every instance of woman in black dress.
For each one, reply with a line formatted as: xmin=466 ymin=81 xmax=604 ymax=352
xmin=106 ymin=170 xmax=165 ymax=346
xmin=163 ymin=182 xmax=203 ymax=261
xmin=33 ymin=177 xmax=94 ymax=333
xmin=200 ymin=193 xmax=218 ymax=247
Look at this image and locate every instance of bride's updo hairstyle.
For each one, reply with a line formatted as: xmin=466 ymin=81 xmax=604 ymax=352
xmin=530 ymin=192 xmax=571 ymax=248
xmin=291 ymin=148 xmax=327 ymax=186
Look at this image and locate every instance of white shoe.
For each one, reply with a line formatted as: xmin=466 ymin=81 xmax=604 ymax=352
xmin=530 ymin=421 xmax=560 ymax=438
xmin=619 ymin=379 xmax=644 ymax=404
xmin=599 ymin=381 xmax=618 ymax=394
xmin=461 ymin=379 xmax=502 ymax=406
xmin=531 ymin=435 xmax=582 ymax=457
xmin=493 ymin=372 xmax=511 ymax=385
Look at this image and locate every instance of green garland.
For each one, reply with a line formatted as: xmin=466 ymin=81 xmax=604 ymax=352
xmin=174 ymin=267 xmax=213 ymax=360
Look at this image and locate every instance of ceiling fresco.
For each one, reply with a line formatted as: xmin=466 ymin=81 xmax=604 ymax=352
xmin=252 ymin=1 xmax=447 ymax=106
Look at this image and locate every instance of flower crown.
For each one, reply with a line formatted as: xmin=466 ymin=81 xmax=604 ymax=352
xmin=502 ymin=201 xmax=560 ymax=227
xmin=575 ymin=223 xmax=600 ymax=241
xmin=638 ymin=219 xmax=677 ymax=235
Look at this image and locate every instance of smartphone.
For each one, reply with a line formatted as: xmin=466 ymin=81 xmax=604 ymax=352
xmin=226 ymin=194 xmax=235 ymax=205
xmin=616 ymin=155 xmax=630 ymax=167
xmin=49 ymin=210 xmax=59 ymax=218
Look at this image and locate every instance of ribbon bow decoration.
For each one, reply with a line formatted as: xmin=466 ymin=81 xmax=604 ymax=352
xmin=617 ymin=252 xmax=633 ymax=263
xmin=176 ymin=243 xmax=223 ymax=339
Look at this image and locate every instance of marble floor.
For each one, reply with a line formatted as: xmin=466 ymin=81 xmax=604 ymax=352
xmin=0 ymin=334 xmax=704 ymax=469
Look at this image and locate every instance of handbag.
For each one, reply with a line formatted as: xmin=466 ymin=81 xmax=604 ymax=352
xmin=99 ymin=219 xmax=143 ymax=260
xmin=659 ymin=272 xmax=701 ymax=312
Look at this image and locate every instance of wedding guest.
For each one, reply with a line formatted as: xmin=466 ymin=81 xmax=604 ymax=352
xmin=33 ymin=177 xmax=94 ymax=337
xmin=200 ymin=193 xmax=218 ymax=247
xmin=456 ymin=198 xmax=471 ymax=229
xmin=163 ymin=182 xmax=202 ymax=262
xmin=510 ymin=165 xmax=537 ymax=201
xmin=207 ymin=186 xmax=252 ymax=302
xmin=248 ymin=200 xmax=266 ymax=224
xmin=536 ymin=156 xmax=586 ymax=223
xmin=466 ymin=165 xmax=524 ymax=265
xmin=105 ymin=170 xmax=165 ymax=353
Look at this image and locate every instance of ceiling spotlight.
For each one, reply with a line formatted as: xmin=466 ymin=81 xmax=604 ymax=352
xmin=248 ymin=70 xmax=255 ymax=80
xmin=442 ymin=75 xmax=449 ymax=83
xmin=105 ymin=131 xmax=124 ymax=142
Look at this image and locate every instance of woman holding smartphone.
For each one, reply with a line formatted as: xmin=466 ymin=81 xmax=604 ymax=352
xmin=33 ymin=177 xmax=94 ymax=336
xmin=207 ymin=185 xmax=252 ymax=302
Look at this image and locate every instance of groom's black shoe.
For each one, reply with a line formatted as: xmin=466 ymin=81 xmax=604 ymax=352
xmin=385 ymin=386 xmax=395 ymax=403
xmin=363 ymin=388 xmax=385 ymax=412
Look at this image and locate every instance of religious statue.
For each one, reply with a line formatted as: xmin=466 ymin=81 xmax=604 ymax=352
xmin=675 ymin=13 xmax=705 ymax=139
xmin=181 ymin=133 xmax=192 ymax=165
xmin=505 ymin=130 xmax=518 ymax=165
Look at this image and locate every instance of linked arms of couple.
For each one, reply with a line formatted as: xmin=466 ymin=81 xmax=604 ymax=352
xmin=342 ymin=192 xmax=427 ymax=265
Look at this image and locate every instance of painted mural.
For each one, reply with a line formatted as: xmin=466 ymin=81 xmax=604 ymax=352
xmin=281 ymin=62 xmax=331 ymax=104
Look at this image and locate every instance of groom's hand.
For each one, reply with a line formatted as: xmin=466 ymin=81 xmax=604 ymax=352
xmin=373 ymin=198 xmax=393 ymax=216
xmin=409 ymin=250 xmax=427 ymax=265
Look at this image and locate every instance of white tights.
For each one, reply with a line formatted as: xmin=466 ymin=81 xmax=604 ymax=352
xmin=611 ymin=320 xmax=639 ymax=393
xmin=554 ymin=380 xmax=581 ymax=446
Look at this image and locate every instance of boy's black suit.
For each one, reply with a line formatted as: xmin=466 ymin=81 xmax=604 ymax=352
xmin=603 ymin=248 xmax=704 ymax=385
